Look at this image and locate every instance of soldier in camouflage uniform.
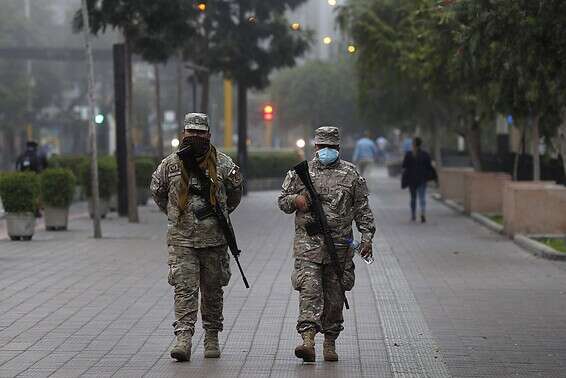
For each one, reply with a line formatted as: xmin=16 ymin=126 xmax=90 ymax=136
xmin=278 ymin=126 xmax=375 ymax=362
xmin=151 ymin=113 xmax=243 ymax=362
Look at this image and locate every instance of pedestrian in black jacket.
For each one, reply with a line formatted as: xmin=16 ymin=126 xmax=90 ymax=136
xmin=401 ymin=137 xmax=437 ymax=223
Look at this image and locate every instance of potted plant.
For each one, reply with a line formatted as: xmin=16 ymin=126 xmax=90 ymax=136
xmin=0 ymin=172 xmax=40 ymax=241
xmin=136 ymin=157 xmax=156 ymax=205
xmin=49 ymin=155 xmax=88 ymax=201
xmin=80 ymin=157 xmax=118 ymax=218
xmin=40 ymin=168 xmax=76 ymax=231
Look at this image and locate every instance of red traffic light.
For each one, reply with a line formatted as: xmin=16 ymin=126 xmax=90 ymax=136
xmin=263 ymin=104 xmax=274 ymax=122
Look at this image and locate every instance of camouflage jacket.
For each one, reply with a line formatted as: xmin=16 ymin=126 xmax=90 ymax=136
xmin=151 ymin=150 xmax=243 ymax=248
xmin=278 ymin=158 xmax=375 ymax=264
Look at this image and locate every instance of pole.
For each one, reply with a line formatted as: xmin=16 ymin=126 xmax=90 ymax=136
xmin=237 ymin=81 xmax=248 ymax=195
xmin=113 ymin=44 xmax=128 ymax=216
xmin=125 ymin=37 xmax=139 ymax=223
xmin=81 ymin=0 xmax=102 ymax=238
xmin=176 ymin=51 xmax=184 ymax=133
xmin=154 ymin=65 xmax=163 ymax=158
xmin=224 ymin=79 xmax=233 ymax=148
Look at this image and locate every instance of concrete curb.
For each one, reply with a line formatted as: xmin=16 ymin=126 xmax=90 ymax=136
xmin=471 ymin=212 xmax=504 ymax=235
xmin=433 ymin=194 xmax=465 ymax=213
xmin=513 ymin=234 xmax=566 ymax=261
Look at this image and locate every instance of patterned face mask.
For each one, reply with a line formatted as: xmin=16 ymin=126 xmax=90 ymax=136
xmin=317 ymin=147 xmax=339 ymax=165
xmin=181 ymin=135 xmax=210 ymax=156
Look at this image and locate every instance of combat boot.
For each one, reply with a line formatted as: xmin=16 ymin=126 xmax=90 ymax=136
xmin=204 ymin=331 xmax=220 ymax=358
xmin=170 ymin=331 xmax=192 ymax=362
xmin=294 ymin=329 xmax=316 ymax=362
xmin=323 ymin=335 xmax=339 ymax=361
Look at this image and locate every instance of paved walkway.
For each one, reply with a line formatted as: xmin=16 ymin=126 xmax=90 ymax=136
xmin=0 ymin=169 xmax=565 ymax=377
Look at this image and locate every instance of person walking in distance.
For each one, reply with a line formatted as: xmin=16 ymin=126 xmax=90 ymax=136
xmin=352 ymin=131 xmax=378 ymax=176
xmin=401 ymin=137 xmax=437 ymax=223
xmin=151 ymin=113 xmax=243 ymax=362
xmin=278 ymin=126 xmax=376 ymax=363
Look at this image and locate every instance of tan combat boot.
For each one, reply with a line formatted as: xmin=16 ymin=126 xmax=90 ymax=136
xmin=294 ymin=329 xmax=316 ymax=362
xmin=323 ymin=335 xmax=339 ymax=361
xmin=204 ymin=331 xmax=221 ymax=358
xmin=170 ymin=331 xmax=192 ymax=362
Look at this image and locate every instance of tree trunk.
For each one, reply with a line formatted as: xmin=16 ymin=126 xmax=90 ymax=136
xmin=125 ymin=36 xmax=139 ymax=223
xmin=200 ymin=72 xmax=209 ymax=114
xmin=513 ymin=120 xmax=527 ymax=181
xmin=81 ymin=0 xmax=102 ymax=238
xmin=531 ymin=113 xmax=541 ymax=181
xmin=558 ymin=121 xmax=566 ymax=184
xmin=465 ymin=114 xmax=482 ymax=171
xmin=176 ymin=51 xmax=184 ymax=133
xmin=432 ymin=119 xmax=443 ymax=168
xmin=154 ymin=64 xmax=163 ymax=158
xmin=237 ymin=81 xmax=248 ymax=196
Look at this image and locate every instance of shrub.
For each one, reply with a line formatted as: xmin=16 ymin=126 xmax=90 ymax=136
xmin=80 ymin=157 xmax=118 ymax=200
xmin=0 ymin=172 xmax=40 ymax=213
xmin=221 ymin=148 xmax=303 ymax=179
xmin=49 ymin=155 xmax=88 ymax=180
xmin=135 ymin=157 xmax=157 ymax=188
xmin=40 ymin=168 xmax=76 ymax=208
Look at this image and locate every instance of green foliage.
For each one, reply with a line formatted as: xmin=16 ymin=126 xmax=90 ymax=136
xmin=206 ymin=0 xmax=312 ymax=90
xmin=74 ymin=0 xmax=199 ymax=64
xmin=40 ymin=169 xmax=76 ymax=208
xmin=49 ymin=156 xmax=89 ymax=181
xmin=338 ymin=0 xmax=468 ymax=133
xmin=80 ymin=157 xmax=118 ymax=200
xmin=135 ymin=157 xmax=157 ymax=188
xmin=0 ymin=172 xmax=40 ymax=213
xmin=222 ymin=149 xmax=302 ymax=179
xmin=270 ymin=59 xmax=370 ymax=132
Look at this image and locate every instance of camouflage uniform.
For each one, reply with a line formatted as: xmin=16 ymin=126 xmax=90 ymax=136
xmin=151 ymin=114 xmax=243 ymax=338
xmin=278 ymin=127 xmax=375 ymax=338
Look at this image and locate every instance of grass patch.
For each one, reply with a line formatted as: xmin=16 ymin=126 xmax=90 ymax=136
xmin=539 ymin=238 xmax=566 ymax=253
xmin=488 ymin=214 xmax=503 ymax=225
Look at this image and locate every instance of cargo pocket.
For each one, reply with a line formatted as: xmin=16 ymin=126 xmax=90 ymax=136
xmin=168 ymin=264 xmax=179 ymax=286
xmin=218 ymin=250 xmax=232 ymax=287
xmin=342 ymin=258 xmax=355 ymax=291
xmin=291 ymin=260 xmax=302 ymax=291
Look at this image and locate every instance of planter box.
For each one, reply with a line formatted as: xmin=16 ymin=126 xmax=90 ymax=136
xmin=503 ymin=181 xmax=566 ymax=236
xmin=88 ymin=198 xmax=110 ymax=219
xmin=44 ymin=207 xmax=69 ymax=231
xmin=438 ymin=168 xmax=474 ymax=204
xmin=5 ymin=212 xmax=35 ymax=241
xmin=463 ymin=172 xmax=511 ymax=214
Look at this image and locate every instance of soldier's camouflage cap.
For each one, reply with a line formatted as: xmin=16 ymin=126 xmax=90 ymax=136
xmin=314 ymin=126 xmax=340 ymax=145
xmin=184 ymin=113 xmax=210 ymax=131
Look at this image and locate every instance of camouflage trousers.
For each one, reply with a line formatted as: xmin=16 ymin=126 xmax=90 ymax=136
xmin=167 ymin=245 xmax=231 ymax=336
xmin=291 ymin=256 xmax=355 ymax=337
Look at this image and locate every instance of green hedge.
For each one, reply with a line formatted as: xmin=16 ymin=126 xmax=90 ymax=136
xmin=80 ymin=157 xmax=118 ymax=200
xmin=222 ymin=149 xmax=303 ymax=179
xmin=135 ymin=157 xmax=158 ymax=188
xmin=49 ymin=155 xmax=88 ymax=180
xmin=40 ymin=168 xmax=76 ymax=208
xmin=0 ymin=172 xmax=40 ymax=213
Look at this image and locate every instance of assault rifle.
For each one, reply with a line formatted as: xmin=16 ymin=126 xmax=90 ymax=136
xmin=177 ymin=147 xmax=250 ymax=289
xmin=293 ymin=160 xmax=349 ymax=310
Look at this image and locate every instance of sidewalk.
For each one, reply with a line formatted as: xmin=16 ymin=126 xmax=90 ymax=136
xmin=0 ymin=168 xmax=565 ymax=377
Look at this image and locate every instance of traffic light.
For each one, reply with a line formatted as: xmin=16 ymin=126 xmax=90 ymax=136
xmin=95 ymin=114 xmax=105 ymax=125
xmin=263 ymin=104 xmax=274 ymax=122
xmin=197 ymin=1 xmax=206 ymax=12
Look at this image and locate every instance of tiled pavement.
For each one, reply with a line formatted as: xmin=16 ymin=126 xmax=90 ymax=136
xmin=0 ymin=168 xmax=565 ymax=377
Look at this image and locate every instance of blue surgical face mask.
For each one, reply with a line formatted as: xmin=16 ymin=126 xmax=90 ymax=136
xmin=317 ymin=147 xmax=339 ymax=165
